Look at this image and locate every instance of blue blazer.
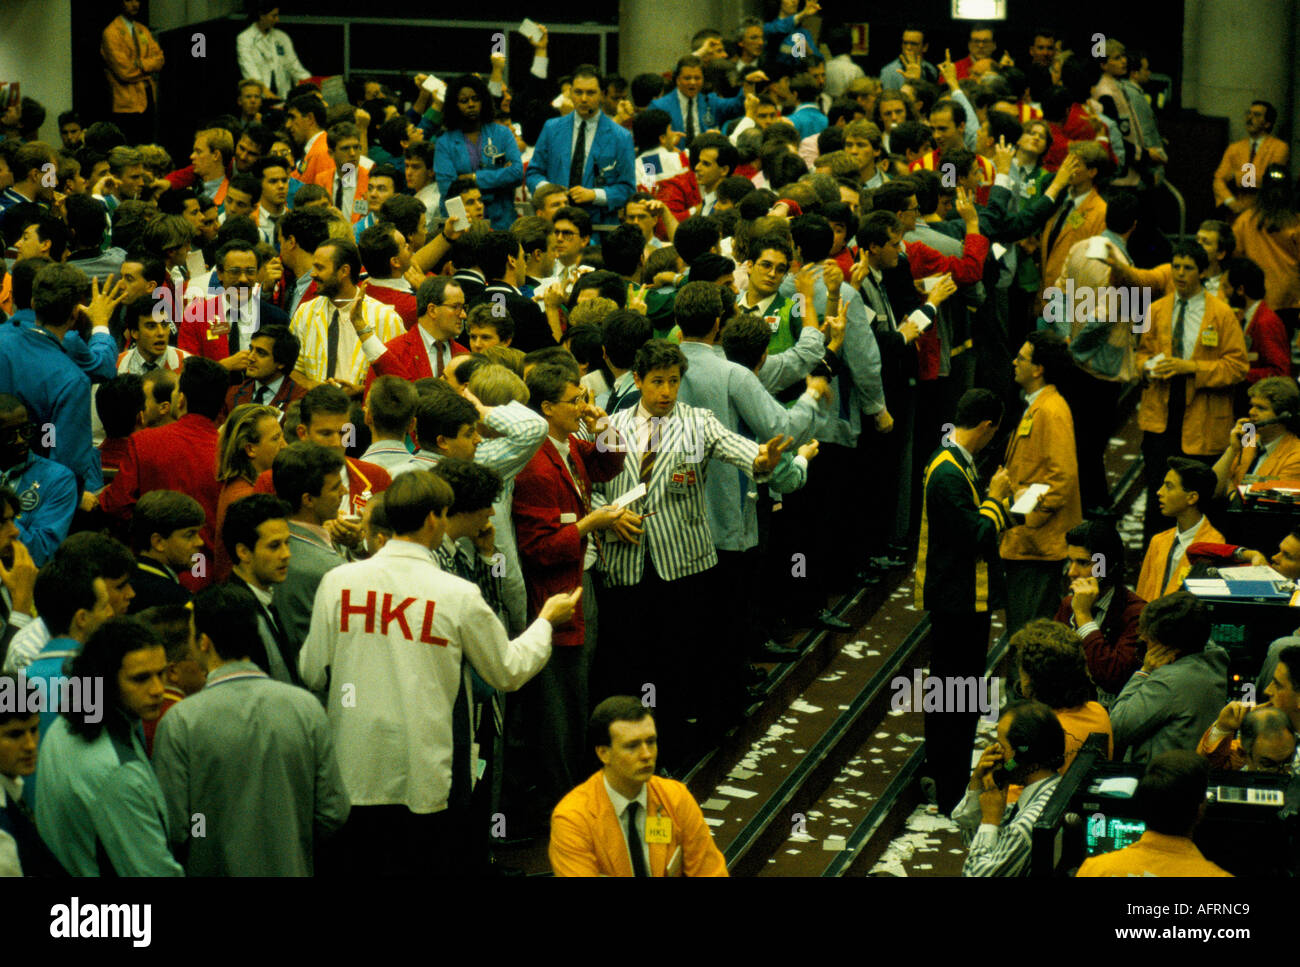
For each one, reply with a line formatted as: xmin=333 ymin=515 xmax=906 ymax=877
xmin=648 ymin=89 xmax=746 ymax=136
xmin=434 ymin=123 xmax=524 ymax=230
xmin=525 ymin=112 xmax=636 ymax=226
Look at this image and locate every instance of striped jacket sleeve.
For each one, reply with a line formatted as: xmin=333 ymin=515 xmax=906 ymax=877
xmin=475 ymin=401 xmax=548 ymax=484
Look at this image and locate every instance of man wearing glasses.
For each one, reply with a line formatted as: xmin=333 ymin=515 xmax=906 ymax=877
xmin=366 ymin=276 xmax=468 ymax=387
xmin=0 ymin=395 xmax=78 ymax=567
xmin=880 ymin=25 xmax=938 ymax=92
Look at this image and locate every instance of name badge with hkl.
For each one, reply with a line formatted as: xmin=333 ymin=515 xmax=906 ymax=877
xmin=1017 ymin=415 xmax=1033 ymax=437
xmin=764 ymin=315 xmax=780 ymax=333
xmin=645 ymin=816 xmax=672 ymax=844
xmin=1201 ymin=328 xmax=1218 ymax=347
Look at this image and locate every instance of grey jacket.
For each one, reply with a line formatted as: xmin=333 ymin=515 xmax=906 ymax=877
xmin=1111 ymin=642 xmax=1230 ymax=766
xmin=153 ymin=661 xmax=350 ymax=875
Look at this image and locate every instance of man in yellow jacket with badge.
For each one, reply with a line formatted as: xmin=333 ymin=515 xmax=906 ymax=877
xmin=550 ymin=696 xmax=727 ymax=877
xmin=999 ymin=331 xmax=1082 ymax=636
xmin=1136 ymin=241 xmax=1248 ymax=543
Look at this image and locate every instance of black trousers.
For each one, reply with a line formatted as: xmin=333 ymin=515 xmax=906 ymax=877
xmin=1003 ymin=559 xmax=1065 ymax=637
xmin=1067 ymin=373 xmax=1124 ymax=512
xmin=926 ymin=609 xmax=993 ymax=814
xmin=596 ymin=560 xmax=720 ymax=767
xmin=331 ymin=804 xmax=473 ymax=877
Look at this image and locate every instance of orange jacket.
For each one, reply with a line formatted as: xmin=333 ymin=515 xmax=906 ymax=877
xmin=999 ymin=384 xmax=1082 ymax=562
xmin=1227 ymin=432 xmax=1300 ymax=492
xmin=1076 ymin=831 xmax=1232 ymax=876
xmin=1135 ymin=517 xmax=1224 ymax=603
xmin=549 ymin=771 xmax=728 ymax=877
xmin=1213 ymin=135 xmax=1289 ymax=208
xmin=1040 ymin=189 xmax=1106 ymax=304
xmin=295 ymin=132 xmax=333 ymax=189
xmin=313 ymin=161 xmax=372 ymax=224
xmin=101 ymin=16 xmax=164 ymax=114
xmin=1231 ymin=210 xmax=1300 ymax=310
xmin=1136 ymin=293 xmax=1248 ymax=455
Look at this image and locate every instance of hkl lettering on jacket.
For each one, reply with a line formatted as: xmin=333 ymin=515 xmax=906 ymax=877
xmin=339 ymin=589 xmax=449 ymax=646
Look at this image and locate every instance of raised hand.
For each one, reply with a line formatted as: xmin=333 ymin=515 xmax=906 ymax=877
xmin=754 ymin=434 xmax=795 ymax=473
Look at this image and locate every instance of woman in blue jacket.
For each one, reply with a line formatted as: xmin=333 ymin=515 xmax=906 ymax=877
xmin=434 ymin=73 xmax=523 ymax=230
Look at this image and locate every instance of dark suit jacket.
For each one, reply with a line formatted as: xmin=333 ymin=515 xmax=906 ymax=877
xmin=1054 ymin=587 xmax=1147 ymax=696
xmin=220 ymin=373 xmax=307 ymax=423
xmin=470 ymin=282 xmax=556 ymax=353
xmin=512 ymin=436 xmax=626 ymax=647
xmin=227 ymin=571 xmax=298 ymax=682
xmin=126 ymin=561 xmax=192 ymax=613
xmin=915 ymin=443 xmax=1012 ymax=614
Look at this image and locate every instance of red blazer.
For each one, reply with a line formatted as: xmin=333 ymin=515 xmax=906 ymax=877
xmin=1245 ymin=301 xmax=1291 ymax=383
xmin=655 ymin=170 xmax=702 ymax=223
xmin=904 ymin=233 xmax=990 ymax=381
xmin=364 ymin=282 xmax=419 ymax=329
xmin=1053 ymin=588 xmax=1147 ymax=696
xmin=99 ymin=413 xmax=222 ymax=586
xmin=364 ymin=325 xmax=467 ymax=389
xmin=512 ymin=436 xmax=627 ymax=646
xmin=254 ymin=456 xmax=392 ymax=513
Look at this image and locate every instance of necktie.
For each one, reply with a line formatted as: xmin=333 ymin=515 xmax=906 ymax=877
xmin=1044 ymin=197 xmax=1073 ymax=256
xmin=564 ymin=450 xmax=586 ymax=506
xmin=254 ymin=385 xmax=269 ymax=405
xmin=1163 ymin=534 xmax=1184 ymax=590
xmin=570 ymin=119 xmax=588 ymax=187
xmin=625 ymin=801 xmax=650 ymax=877
xmin=142 ymin=358 xmax=158 ymax=372
xmin=685 ymin=97 xmax=696 ymax=141
xmin=868 ymin=275 xmax=895 ymax=329
xmin=1250 ymin=140 xmax=1258 ymax=163
xmin=334 ymin=174 xmax=345 ymax=210
xmin=326 ymin=308 xmax=341 ymax=379
xmin=1171 ymin=299 xmax=1187 ymax=359
xmin=435 ymin=341 xmax=446 ymax=377
xmin=639 ymin=420 xmax=659 ymax=484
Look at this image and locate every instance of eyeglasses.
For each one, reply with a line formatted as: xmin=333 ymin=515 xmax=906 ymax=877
xmin=553 ymin=228 xmax=580 ymax=238
xmin=440 ymin=302 xmax=468 ymax=314
xmin=0 ymin=423 xmax=35 ymax=445
xmin=558 ymin=391 xmax=588 ymax=407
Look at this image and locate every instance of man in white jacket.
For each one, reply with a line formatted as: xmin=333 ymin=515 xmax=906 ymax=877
xmin=236 ymin=3 xmax=311 ymax=99
xmin=299 ymin=468 xmax=580 ymax=875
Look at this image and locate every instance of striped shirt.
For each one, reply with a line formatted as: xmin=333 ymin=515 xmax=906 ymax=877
xmin=594 ymin=401 xmax=767 ymax=585
xmin=953 ymin=773 xmax=1060 ymax=877
xmin=290 ymin=294 xmax=404 ymax=384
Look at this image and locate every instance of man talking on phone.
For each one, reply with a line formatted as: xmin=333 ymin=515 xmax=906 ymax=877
xmin=953 ymin=700 xmax=1065 ymax=877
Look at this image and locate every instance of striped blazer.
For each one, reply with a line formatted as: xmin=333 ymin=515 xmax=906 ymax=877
xmin=594 ymin=402 xmax=765 ymax=585
xmin=290 ymin=294 xmax=404 ymax=385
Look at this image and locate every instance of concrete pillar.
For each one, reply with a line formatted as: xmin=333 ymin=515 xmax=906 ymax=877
xmin=1182 ymin=0 xmax=1294 ymax=144
xmin=0 ymin=0 xmax=72 ymax=144
xmin=618 ymin=0 xmax=758 ymax=79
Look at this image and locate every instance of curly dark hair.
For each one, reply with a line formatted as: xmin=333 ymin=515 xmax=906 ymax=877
xmin=1012 ymin=618 xmax=1095 ymax=709
xmin=442 ymin=73 xmax=496 ymax=131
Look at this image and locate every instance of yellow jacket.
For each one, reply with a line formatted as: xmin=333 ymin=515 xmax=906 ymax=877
xmin=1135 ymin=517 xmax=1224 ymax=603
xmin=1076 ymin=831 xmax=1232 ymax=876
xmin=101 ymin=16 xmax=164 ymax=114
xmin=999 ymin=385 xmax=1082 ymax=561
xmin=1136 ymin=293 xmax=1248 ymax=456
xmin=1041 ymin=189 xmax=1107 ymax=305
xmin=1228 ymin=431 xmax=1300 ymax=491
xmin=549 ymin=771 xmax=728 ymax=877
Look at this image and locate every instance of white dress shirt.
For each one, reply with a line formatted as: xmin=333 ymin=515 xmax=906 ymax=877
xmin=603 ymin=775 xmax=651 ymax=874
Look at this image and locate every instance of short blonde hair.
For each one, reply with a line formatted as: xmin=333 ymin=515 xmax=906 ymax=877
xmin=482 ymin=345 xmax=525 ymax=377
xmin=198 ymin=128 xmax=235 ymax=166
xmin=468 ymin=363 xmax=529 ymax=406
xmin=568 ymin=297 xmax=618 ymax=329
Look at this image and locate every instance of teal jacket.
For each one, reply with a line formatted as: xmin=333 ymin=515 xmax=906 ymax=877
xmin=35 ymin=712 xmax=183 ymax=876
